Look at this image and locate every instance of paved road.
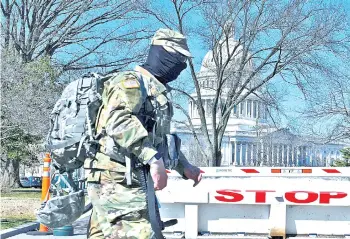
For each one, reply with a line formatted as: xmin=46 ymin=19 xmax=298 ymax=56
xmin=7 ymin=216 xmax=89 ymax=239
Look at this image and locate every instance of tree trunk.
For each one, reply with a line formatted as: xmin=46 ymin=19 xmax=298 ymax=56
xmin=4 ymin=15 xmax=10 ymax=49
xmin=0 ymin=158 xmax=21 ymax=191
xmin=215 ymin=150 xmax=222 ymax=166
xmin=12 ymin=159 xmax=20 ymax=187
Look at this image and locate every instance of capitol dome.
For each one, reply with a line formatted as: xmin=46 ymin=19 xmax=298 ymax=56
xmin=199 ymin=35 xmax=247 ymax=76
xmin=189 ymin=26 xmax=266 ymax=129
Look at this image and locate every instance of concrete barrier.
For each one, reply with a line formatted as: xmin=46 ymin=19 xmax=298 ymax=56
xmin=158 ymin=167 xmax=350 ymax=239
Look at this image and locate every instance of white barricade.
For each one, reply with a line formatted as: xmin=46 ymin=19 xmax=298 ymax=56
xmin=157 ymin=167 xmax=350 ymax=239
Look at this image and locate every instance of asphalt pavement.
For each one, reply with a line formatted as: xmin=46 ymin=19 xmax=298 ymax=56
xmin=5 ymin=215 xmax=89 ymax=239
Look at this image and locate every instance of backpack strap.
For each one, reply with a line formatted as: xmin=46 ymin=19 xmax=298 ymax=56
xmin=125 ymin=156 xmax=132 ymax=185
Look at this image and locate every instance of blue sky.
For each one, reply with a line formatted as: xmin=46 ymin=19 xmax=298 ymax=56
xmin=54 ymin=0 xmax=349 ymax=133
xmin=166 ymin=0 xmax=350 ymax=132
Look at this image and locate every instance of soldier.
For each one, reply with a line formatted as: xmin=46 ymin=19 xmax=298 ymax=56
xmin=84 ymin=28 xmax=202 ymax=239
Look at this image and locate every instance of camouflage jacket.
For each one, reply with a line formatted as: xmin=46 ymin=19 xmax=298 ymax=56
xmin=84 ymin=66 xmax=188 ymax=176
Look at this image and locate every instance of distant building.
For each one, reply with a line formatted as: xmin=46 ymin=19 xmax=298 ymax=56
xmin=174 ymin=29 xmax=347 ymax=167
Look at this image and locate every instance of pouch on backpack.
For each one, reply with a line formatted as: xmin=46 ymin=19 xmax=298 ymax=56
xmin=36 ymin=190 xmax=85 ymax=228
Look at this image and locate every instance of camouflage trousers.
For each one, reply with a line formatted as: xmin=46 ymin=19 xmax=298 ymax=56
xmin=86 ymin=169 xmax=153 ymax=239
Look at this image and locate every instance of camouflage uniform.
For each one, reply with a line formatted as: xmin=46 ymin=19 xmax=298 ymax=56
xmin=85 ymin=63 xmax=190 ymax=238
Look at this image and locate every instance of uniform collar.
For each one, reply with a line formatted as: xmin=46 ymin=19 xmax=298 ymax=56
xmin=134 ymin=66 xmax=167 ymax=96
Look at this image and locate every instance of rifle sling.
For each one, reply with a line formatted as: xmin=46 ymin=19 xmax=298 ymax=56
xmin=146 ymin=170 xmax=165 ymax=239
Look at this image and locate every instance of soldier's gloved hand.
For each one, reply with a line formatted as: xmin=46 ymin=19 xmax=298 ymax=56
xmin=183 ymin=164 xmax=202 ymax=187
xmin=149 ymin=158 xmax=168 ymax=190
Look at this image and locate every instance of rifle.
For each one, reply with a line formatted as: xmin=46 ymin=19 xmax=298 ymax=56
xmin=136 ymin=163 xmax=177 ymax=239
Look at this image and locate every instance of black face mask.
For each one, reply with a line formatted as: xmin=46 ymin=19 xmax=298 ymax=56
xmin=141 ymin=45 xmax=187 ymax=84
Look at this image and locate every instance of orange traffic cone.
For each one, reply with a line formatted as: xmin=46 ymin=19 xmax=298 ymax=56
xmin=27 ymin=153 xmax=53 ymax=235
xmin=39 ymin=153 xmax=51 ymax=232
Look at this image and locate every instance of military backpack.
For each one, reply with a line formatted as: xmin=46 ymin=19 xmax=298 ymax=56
xmin=45 ymin=72 xmax=112 ymax=172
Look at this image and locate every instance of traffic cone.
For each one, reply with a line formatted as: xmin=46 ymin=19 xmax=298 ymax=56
xmin=39 ymin=153 xmax=51 ymax=232
xmin=27 ymin=153 xmax=53 ymax=235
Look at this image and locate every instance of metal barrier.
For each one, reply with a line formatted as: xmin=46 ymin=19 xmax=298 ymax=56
xmin=158 ymin=167 xmax=350 ymax=239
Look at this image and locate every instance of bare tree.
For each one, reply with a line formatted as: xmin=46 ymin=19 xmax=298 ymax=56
xmin=143 ymin=0 xmax=350 ymax=166
xmin=180 ymin=134 xmax=210 ymax=167
xmin=1 ymin=0 xmax=150 ymax=71
xmin=298 ymin=71 xmax=350 ymax=143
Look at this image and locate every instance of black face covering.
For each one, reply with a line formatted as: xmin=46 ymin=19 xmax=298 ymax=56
xmin=141 ymin=45 xmax=187 ymax=84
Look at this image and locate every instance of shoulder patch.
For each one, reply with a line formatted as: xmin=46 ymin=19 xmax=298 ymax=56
xmin=122 ymin=79 xmax=140 ymax=89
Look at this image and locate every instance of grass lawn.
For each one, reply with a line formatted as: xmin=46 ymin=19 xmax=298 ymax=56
xmin=1 ymin=191 xmax=42 ymax=198
xmin=1 ymin=216 xmax=36 ymax=230
xmin=1 ymin=190 xmax=41 ymax=230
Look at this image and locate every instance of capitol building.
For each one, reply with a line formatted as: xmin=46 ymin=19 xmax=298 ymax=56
xmin=174 ymin=31 xmax=347 ymax=167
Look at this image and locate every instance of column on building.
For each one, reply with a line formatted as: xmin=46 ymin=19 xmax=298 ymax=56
xmin=304 ymin=146 xmax=306 ymax=166
xmin=245 ymin=142 xmax=248 ymax=166
xmin=240 ymin=102 xmax=245 ymax=117
xmin=300 ymin=146 xmax=303 ymax=166
xmin=259 ymin=102 xmax=263 ymax=119
xmin=263 ymin=143 xmax=267 ymax=166
xmin=327 ymin=151 xmax=331 ymax=166
xmin=250 ymin=143 xmax=254 ymax=166
xmin=310 ymin=146 xmax=313 ymax=166
xmin=286 ymin=145 xmax=290 ymax=166
xmin=221 ymin=141 xmax=227 ymax=166
xmin=315 ymin=149 xmax=318 ymax=166
xmin=246 ymin=100 xmax=249 ymax=117
xmin=234 ymin=141 xmax=237 ymax=166
xmin=255 ymin=142 xmax=259 ymax=166
xmin=309 ymin=146 xmax=312 ymax=166
xmin=275 ymin=144 xmax=278 ymax=166
xmin=259 ymin=142 xmax=263 ymax=166
xmin=229 ymin=141 xmax=233 ymax=166
xmin=305 ymin=146 xmax=308 ymax=166
xmin=239 ymin=142 xmax=243 ymax=166
xmin=281 ymin=144 xmax=285 ymax=166
xmin=239 ymin=102 xmax=242 ymax=117
xmin=247 ymin=100 xmax=251 ymax=118
xmin=306 ymin=146 xmax=309 ymax=166
xmin=247 ymin=100 xmax=252 ymax=118
xmin=265 ymin=144 xmax=268 ymax=165
xmin=301 ymin=146 xmax=304 ymax=166
xmin=304 ymin=146 xmax=308 ymax=166
xmin=262 ymin=143 xmax=266 ymax=165
xmin=271 ymin=144 xmax=274 ymax=166
xmin=193 ymin=100 xmax=197 ymax=118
